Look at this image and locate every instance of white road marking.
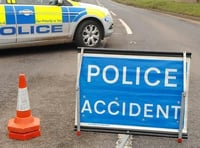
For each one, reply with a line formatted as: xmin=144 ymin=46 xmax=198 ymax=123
xmin=110 ymin=11 xmax=117 ymax=16
xmin=91 ymin=2 xmax=134 ymax=147
xmin=118 ymin=18 xmax=133 ymax=35
xmin=116 ymin=134 xmax=133 ymax=148
xmin=96 ymin=0 xmax=103 ymax=6
xmin=94 ymin=1 xmax=132 ymax=35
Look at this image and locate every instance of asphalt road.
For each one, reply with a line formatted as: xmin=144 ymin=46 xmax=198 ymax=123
xmin=87 ymin=0 xmax=200 ymax=147
xmin=0 ymin=0 xmax=200 ymax=148
xmin=0 ymin=44 xmax=117 ymax=148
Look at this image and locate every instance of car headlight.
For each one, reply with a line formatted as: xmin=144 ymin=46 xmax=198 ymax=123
xmin=104 ymin=15 xmax=112 ymax=22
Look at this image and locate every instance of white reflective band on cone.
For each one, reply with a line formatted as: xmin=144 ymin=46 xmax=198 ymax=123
xmin=17 ymin=88 xmax=30 ymax=111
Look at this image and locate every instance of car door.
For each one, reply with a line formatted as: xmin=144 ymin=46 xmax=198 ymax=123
xmin=0 ymin=2 xmax=17 ymax=44
xmin=33 ymin=4 xmax=67 ymax=41
xmin=14 ymin=0 xmax=68 ymax=43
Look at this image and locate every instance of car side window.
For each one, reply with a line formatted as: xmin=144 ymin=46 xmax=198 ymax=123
xmin=1 ymin=0 xmax=50 ymax=5
xmin=15 ymin=0 xmax=34 ymax=4
xmin=16 ymin=0 xmax=49 ymax=5
xmin=0 ymin=0 xmax=16 ymax=4
xmin=48 ymin=0 xmax=73 ymax=6
xmin=0 ymin=0 xmax=73 ymax=5
xmin=63 ymin=0 xmax=72 ymax=6
xmin=0 ymin=0 xmax=6 ymax=4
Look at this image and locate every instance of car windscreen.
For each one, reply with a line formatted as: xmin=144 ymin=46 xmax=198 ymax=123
xmin=0 ymin=0 xmax=73 ymax=5
xmin=15 ymin=0 xmax=49 ymax=5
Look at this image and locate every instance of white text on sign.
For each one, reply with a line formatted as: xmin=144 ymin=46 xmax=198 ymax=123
xmin=87 ymin=65 xmax=178 ymax=87
xmin=81 ymin=99 xmax=181 ymax=120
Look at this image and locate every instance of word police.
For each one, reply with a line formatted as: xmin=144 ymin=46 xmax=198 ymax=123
xmin=87 ymin=64 xmax=178 ymax=87
xmin=0 ymin=25 xmax=63 ymax=35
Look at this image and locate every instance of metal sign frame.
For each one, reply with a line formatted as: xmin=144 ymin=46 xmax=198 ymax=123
xmin=75 ymin=48 xmax=191 ymax=139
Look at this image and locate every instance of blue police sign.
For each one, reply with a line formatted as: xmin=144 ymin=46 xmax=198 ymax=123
xmin=76 ymin=48 xmax=191 ymax=138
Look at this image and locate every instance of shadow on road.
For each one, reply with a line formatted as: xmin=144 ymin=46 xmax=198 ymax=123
xmin=0 ymin=43 xmax=77 ymax=57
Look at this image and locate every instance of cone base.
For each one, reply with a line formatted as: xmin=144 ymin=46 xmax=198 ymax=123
xmin=8 ymin=117 xmax=40 ymax=134
xmin=9 ymin=129 xmax=41 ymax=141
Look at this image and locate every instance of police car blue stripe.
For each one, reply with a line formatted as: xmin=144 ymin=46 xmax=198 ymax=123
xmin=5 ymin=6 xmax=15 ymax=24
xmin=62 ymin=7 xmax=69 ymax=23
xmin=14 ymin=6 xmax=35 ymax=24
xmin=73 ymin=11 xmax=87 ymax=22
xmin=68 ymin=7 xmax=86 ymax=22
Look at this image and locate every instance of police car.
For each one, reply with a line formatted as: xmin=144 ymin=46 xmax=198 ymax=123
xmin=0 ymin=0 xmax=113 ymax=49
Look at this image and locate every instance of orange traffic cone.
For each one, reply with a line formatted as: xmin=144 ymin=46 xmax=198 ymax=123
xmin=7 ymin=74 xmax=41 ymax=140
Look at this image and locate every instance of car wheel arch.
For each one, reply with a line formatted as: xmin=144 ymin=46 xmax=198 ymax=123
xmin=73 ymin=17 xmax=105 ymax=41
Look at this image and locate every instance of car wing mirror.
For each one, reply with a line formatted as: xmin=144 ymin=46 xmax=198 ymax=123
xmin=58 ymin=0 xmax=63 ymax=5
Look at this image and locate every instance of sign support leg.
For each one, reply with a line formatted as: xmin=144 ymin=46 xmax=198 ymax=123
xmin=178 ymin=51 xmax=187 ymax=143
xmin=76 ymin=47 xmax=85 ymax=136
xmin=178 ymin=92 xmax=185 ymax=143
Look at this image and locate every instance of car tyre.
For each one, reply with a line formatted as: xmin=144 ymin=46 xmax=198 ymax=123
xmin=75 ymin=20 xmax=103 ymax=47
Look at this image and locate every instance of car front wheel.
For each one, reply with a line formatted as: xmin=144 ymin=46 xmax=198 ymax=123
xmin=75 ymin=20 xmax=103 ymax=47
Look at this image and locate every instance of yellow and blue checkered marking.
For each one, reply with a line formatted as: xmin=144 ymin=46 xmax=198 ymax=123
xmin=62 ymin=7 xmax=69 ymax=23
xmin=35 ymin=6 xmax=62 ymax=24
xmin=1 ymin=4 xmax=107 ymax=36
xmin=2 ymin=5 xmax=106 ymax=25
xmin=5 ymin=6 xmax=16 ymax=24
xmin=13 ymin=6 xmax=87 ymax=24
xmin=68 ymin=7 xmax=86 ymax=22
xmin=0 ymin=5 xmax=6 ymax=25
xmin=15 ymin=6 xmax=35 ymax=24
xmin=0 ymin=5 xmax=16 ymax=25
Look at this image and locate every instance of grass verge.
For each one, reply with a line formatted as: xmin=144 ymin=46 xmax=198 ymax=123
xmin=112 ymin=0 xmax=200 ymax=18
